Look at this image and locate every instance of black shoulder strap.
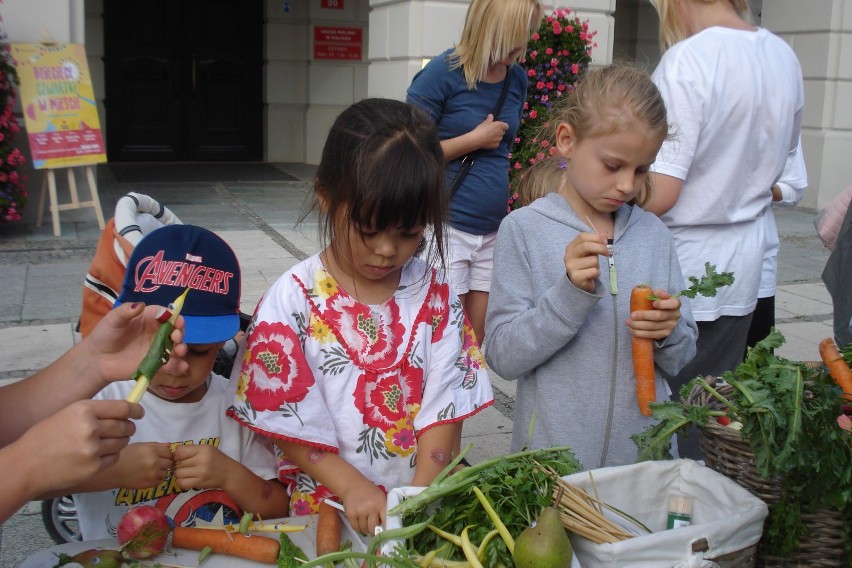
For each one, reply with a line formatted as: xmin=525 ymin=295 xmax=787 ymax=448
xmin=446 ymin=69 xmax=514 ymax=198
xmin=491 ymin=70 xmax=512 ymax=119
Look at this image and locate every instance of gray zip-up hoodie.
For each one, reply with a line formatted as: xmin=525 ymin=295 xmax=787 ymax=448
xmin=484 ymin=193 xmax=698 ymax=469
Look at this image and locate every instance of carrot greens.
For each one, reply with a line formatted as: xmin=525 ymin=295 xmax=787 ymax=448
xmin=647 ymin=262 xmax=734 ymax=301
xmin=391 ymin=446 xmax=581 ymax=567
xmin=632 ymin=329 xmax=852 ymax=557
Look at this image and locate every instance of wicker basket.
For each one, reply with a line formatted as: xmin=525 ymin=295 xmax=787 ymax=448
xmin=688 ymin=377 xmax=847 ymax=568
xmin=698 ymin=538 xmax=758 ymax=568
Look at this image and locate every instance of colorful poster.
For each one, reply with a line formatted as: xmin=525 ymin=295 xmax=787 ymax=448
xmin=10 ymin=43 xmax=106 ymax=169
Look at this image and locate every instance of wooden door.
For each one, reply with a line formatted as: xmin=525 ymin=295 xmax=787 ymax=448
xmin=104 ymin=1 xmax=263 ymax=161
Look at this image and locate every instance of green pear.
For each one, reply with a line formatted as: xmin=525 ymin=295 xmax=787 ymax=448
xmin=513 ymin=506 xmax=573 ymax=568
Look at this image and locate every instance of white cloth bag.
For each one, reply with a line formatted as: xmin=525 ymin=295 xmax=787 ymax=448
xmin=563 ymin=459 xmax=768 ymax=568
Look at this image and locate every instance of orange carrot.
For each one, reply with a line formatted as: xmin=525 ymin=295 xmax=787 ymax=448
xmin=316 ymin=501 xmax=342 ymax=557
xmin=631 ymin=285 xmax=656 ymax=416
xmin=819 ymin=337 xmax=852 ymax=401
xmin=172 ymin=526 xmax=280 ymax=564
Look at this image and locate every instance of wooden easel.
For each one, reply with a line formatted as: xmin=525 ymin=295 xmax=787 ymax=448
xmin=35 ymin=165 xmax=106 ymax=237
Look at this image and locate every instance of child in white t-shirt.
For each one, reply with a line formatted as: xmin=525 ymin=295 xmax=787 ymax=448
xmin=70 ymin=224 xmax=288 ymax=539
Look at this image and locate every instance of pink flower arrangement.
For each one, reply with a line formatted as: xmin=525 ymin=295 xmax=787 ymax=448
xmin=0 ymin=44 xmax=27 ymax=224
xmin=508 ymin=8 xmax=595 ymax=207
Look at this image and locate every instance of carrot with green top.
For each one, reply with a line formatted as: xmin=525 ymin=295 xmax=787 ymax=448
xmin=631 ymin=263 xmax=734 ymax=416
xmin=126 ymin=288 xmax=189 ymax=403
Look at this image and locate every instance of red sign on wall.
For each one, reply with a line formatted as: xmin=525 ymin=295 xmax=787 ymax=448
xmin=321 ymin=0 xmax=344 ymax=9
xmin=313 ymin=26 xmax=363 ymax=61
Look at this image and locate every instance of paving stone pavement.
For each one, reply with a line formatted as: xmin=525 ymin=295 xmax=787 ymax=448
xmin=0 ymin=163 xmax=834 ymax=566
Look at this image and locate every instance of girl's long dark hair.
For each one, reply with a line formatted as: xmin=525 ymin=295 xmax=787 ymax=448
xmin=309 ymin=98 xmax=447 ymax=274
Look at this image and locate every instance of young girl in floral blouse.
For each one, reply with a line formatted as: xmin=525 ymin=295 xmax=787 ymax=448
xmin=228 ymin=98 xmax=494 ymax=536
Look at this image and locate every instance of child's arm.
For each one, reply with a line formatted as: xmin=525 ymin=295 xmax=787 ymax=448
xmin=273 ymin=440 xmax=386 ymax=536
xmin=485 ymin=220 xmax=606 ymax=379
xmin=171 ymin=445 xmax=289 ymax=520
xmin=411 ymin=422 xmax=462 ymax=487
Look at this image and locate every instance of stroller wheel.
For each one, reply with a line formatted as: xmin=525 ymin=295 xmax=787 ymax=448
xmin=41 ymin=495 xmax=82 ymax=544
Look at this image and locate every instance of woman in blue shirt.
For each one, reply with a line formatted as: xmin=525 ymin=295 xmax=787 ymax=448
xmin=406 ymin=0 xmax=542 ymax=345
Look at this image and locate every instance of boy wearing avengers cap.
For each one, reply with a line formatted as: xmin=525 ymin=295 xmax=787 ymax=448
xmin=68 ymin=224 xmax=289 ymax=539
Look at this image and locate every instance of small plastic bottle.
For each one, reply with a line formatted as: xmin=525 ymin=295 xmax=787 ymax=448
xmin=666 ymin=495 xmax=693 ymax=529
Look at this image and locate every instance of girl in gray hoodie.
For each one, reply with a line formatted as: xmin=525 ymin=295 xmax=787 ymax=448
xmin=484 ymin=65 xmax=698 ymax=469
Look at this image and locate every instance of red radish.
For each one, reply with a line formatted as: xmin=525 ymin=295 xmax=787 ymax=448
xmin=117 ymin=505 xmax=172 ymax=559
xmin=716 ymin=416 xmax=732 ymax=426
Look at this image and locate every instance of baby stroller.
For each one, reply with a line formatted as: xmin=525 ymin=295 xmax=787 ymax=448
xmin=78 ymin=192 xmax=183 ymax=336
xmin=42 ymin=193 xmax=248 ymax=543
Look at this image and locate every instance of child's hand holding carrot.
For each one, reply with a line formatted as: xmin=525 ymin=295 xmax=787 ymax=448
xmin=564 ymin=232 xmax=610 ymax=293
xmin=627 ymin=288 xmax=682 ymax=340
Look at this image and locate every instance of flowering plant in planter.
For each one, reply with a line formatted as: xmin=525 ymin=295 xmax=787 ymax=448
xmin=0 ymin=45 xmax=27 ymax=224
xmin=508 ymin=7 xmax=595 ymax=209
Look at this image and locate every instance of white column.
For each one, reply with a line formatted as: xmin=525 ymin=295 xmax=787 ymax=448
xmin=267 ymin=1 xmax=311 ymax=163
xmin=303 ymin=0 xmax=371 ymax=164
xmin=762 ymin=0 xmax=852 ymax=209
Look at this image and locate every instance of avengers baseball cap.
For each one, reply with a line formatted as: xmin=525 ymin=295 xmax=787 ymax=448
xmin=115 ymin=224 xmax=241 ymax=344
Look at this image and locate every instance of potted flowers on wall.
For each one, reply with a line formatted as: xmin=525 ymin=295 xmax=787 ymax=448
xmin=508 ymin=7 xmax=595 ymax=209
xmin=0 ymin=43 xmax=27 ymax=225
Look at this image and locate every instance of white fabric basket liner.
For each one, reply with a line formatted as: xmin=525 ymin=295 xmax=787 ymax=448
xmin=562 ymin=459 xmax=768 ymax=568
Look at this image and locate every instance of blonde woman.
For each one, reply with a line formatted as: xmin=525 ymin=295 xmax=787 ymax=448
xmin=406 ymin=0 xmax=543 ymax=345
xmin=645 ymin=0 xmax=804 ymax=457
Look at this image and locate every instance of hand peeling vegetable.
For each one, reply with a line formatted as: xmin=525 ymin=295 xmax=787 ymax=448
xmin=126 ymin=287 xmax=189 ymax=403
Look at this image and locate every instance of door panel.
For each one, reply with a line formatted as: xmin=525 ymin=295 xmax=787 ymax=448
xmin=186 ymin=0 xmax=263 ymax=160
xmin=104 ymin=3 xmax=182 ymax=160
xmin=104 ymin=1 xmax=262 ymax=162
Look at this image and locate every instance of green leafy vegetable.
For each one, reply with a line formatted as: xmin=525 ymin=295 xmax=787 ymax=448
xmin=278 ymin=532 xmax=309 ymax=568
xmin=649 ymin=262 xmax=734 ymax=301
xmin=392 ymin=445 xmax=581 ymax=567
xmin=632 ymin=329 xmax=852 ymax=557
xmin=298 ymin=445 xmax=581 ymax=568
